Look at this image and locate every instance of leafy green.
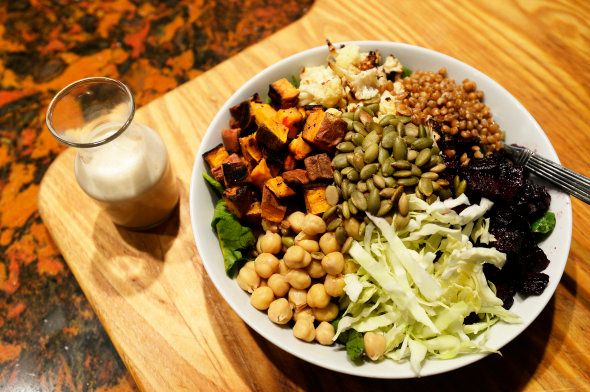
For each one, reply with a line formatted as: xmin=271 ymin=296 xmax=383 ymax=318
xmin=291 ymin=74 xmax=301 ymax=88
xmin=203 ymin=172 xmax=225 ymax=196
xmin=264 ymin=96 xmax=272 ymax=104
xmin=401 ymin=65 xmax=413 ymax=78
xmin=211 ymin=199 xmax=256 ymax=276
xmin=345 ymin=330 xmax=364 ymax=362
xmin=531 ymin=211 xmax=556 ymax=235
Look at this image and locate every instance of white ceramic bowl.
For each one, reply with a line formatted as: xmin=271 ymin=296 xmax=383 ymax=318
xmin=189 ymin=41 xmax=572 ymax=378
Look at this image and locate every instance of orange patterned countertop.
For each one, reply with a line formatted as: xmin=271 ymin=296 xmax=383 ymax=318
xmin=0 ymin=1 xmax=312 ymax=390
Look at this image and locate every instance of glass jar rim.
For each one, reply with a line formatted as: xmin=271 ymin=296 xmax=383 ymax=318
xmin=45 ymin=77 xmax=136 ymax=148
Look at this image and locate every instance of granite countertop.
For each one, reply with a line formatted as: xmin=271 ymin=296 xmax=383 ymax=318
xmin=0 ymin=1 xmax=312 ymax=390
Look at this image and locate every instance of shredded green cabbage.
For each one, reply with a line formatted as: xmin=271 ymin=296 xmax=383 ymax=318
xmin=338 ymin=194 xmax=520 ymax=373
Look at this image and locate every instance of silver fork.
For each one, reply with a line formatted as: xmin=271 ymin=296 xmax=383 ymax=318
xmin=503 ymin=144 xmax=590 ymax=204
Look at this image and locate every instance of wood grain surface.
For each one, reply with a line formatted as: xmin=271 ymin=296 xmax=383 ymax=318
xmin=38 ymin=0 xmax=590 ymax=390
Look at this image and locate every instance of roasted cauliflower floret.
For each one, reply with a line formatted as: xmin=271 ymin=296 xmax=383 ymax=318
xmin=298 ymin=66 xmax=345 ymax=108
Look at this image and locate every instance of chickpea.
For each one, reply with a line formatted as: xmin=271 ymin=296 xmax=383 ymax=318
xmin=236 ymin=265 xmax=260 ymax=293
xmin=285 ymin=269 xmax=311 ymax=290
xmin=288 ymin=287 xmax=307 ymax=310
xmin=294 ymin=230 xmax=314 ymax=242
xmin=363 ymin=332 xmax=386 ymax=360
xmin=258 ymin=231 xmax=282 ymax=254
xmin=293 ymin=317 xmax=315 ymax=342
xmin=250 ymin=286 xmax=274 ymax=310
xmin=302 ymin=214 xmax=327 ymax=236
xmin=287 ymin=211 xmax=305 ymax=233
xmin=321 ymin=252 xmax=345 ymax=275
xmin=278 ymin=260 xmax=289 ymax=275
xmin=296 ymin=239 xmax=320 ymax=253
xmin=343 ymin=259 xmax=359 ymax=275
xmin=313 ymin=303 xmax=339 ymax=322
xmin=315 ymin=321 xmax=335 ymax=346
xmin=244 ymin=261 xmax=255 ymax=270
xmin=267 ymin=298 xmax=293 ymax=325
xmin=324 ymin=274 xmax=345 ymax=297
xmin=293 ymin=306 xmax=315 ymax=322
xmin=306 ymin=261 xmax=326 ymax=279
xmin=267 ymin=273 xmax=289 ymax=297
xmin=261 ymin=219 xmax=279 ymax=233
xmin=283 ymin=245 xmax=311 ymax=269
xmin=307 ymin=284 xmax=330 ymax=308
xmin=254 ymin=253 xmax=280 ymax=279
xmin=319 ymin=232 xmax=340 ymax=254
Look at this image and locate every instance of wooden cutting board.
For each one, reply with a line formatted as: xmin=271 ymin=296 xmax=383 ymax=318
xmin=38 ymin=0 xmax=590 ymax=390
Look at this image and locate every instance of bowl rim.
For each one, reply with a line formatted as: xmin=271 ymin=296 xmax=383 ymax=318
xmin=189 ymin=40 xmax=573 ymax=378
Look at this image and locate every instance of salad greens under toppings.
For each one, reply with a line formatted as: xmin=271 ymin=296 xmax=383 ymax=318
xmin=531 ymin=211 xmax=556 ymax=235
xmin=335 ymin=194 xmax=520 ymax=373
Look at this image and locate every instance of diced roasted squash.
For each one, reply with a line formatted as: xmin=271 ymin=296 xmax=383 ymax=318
xmin=224 ymin=185 xmax=257 ymax=218
xmin=269 ymin=78 xmax=299 ymax=109
xmin=249 ymin=158 xmax=272 ymax=189
xmin=284 ymin=154 xmax=296 ymax=171
xmin=302 ymin=109 xmax=347 ymax=152
xmin=222 ymin=128 xmax=241 ymax=154
xmin=304 ymin=153 xmax=334 ymax=182
xmin=265 ymin=176 xmax=296 ymax=198
xmin=229 ymin=94 xmax=260 ymax=133
xmin=244 ymin=201 xmax=262 ymax=224
xmin=222 ymin=154 xmax=248 ymax=187
xmin=282 ymin=169 xmax=309 ymax=187
xmin=276 ymin=108 xmax=303 ymax=139
xmin=239 ymin=133 xmax=263 ymax=166
xmin=203 ymin=144 xmax=229 ymax=170
xmin=288 ymin=135 xmax=313 ymax=160
xmin=251 ymin=102 xmax=289 ymax=150
xmin=261 ymin=186 xmax=287 ymax=223
xmin=304 ymin=186 xmax=330 ymax=215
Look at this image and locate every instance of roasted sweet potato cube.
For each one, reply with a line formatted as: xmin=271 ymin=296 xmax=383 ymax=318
xmin=282 ymin=169 xmax=309 ymax=187
xmin=251 ymin=102 xmax=289 ymax=150
xmin=284 ymin=154 xmax=296 ymax=171
xmin=239 ymin=133 xmax=263 ymax=166
xmin=203 ymin=144 xmax=229 ymax=170
xmin=265 ymin=176 xmax=295 ymax=198
xmin=269 ymin=78 xmax=299 ymax=109
xmin=304 ymin=153 xmax=334 ymax=182
xmin=222 ymin=154 xmax=248 ymax=187
xmin=304 ymin=186 xmax=330 ymax=215
xmin=261 ymin=186 xmax=287 ymax=223
xmin=249 ymin=158 xmax=272 ymax=189
xmin=288 ymin=135 xmax=313 ymax=160
xmin=222 ymin=128 xmax=241 ymax=154
xmin=276 ymin=108 xmax=303 ymax=138
xmin=302 ymin=109 xmax=346 ymax=152
xmin=224 ymin=185 xmax=257 ymax=218
xmin=211 ymin=165 xmax=224 ymax=183
xmin=229 ymin=94 xmax=261 ymax=134
xmin=244 ymin=201 xmax=262 ymax=224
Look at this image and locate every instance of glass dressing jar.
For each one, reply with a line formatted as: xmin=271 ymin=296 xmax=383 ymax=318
xmin=46 ymin=77 xmax=178 ymax=229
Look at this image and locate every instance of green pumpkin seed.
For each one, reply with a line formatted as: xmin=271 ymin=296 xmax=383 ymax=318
xmin=383 ymin=125 xmax=397 ymax=134
xmin=396 ymin=121 xmax=404 ymax=134
xmin=354 ymin=146 xmax=363 ymax=154
xmin=373 ymin=175 xmax=386 ymax=189
xmin=456 ymin=179 xmax=467 ymax=196
xmin=353 ymin=107 xmax=362 ymax=122
xmin=352 ymin=133 xmax=365 ymax=146
xmin=411 ymin=164 xmax=422 ymax=176
xmin=418 ymin=124 xmax=427 ymax=138
xmin=349 ymin=201 xmax=359 ymax=215
xmin=353 ymin=121 xmax=365 ymax=134
xmin=415 ymin=148 xmax=432 ymax=167
xmin=391 ymin=186 xmax=404 ymax=206
xmin=381 ymin=131 xmax=396 ymax=149
xmin=342 ymin=201 xmax=351 ymax=219
xmin=360 ymin=163 xmax=379 ymax=180
xmin=453 ymin=175 xmax=460 ymax=190
xmin=367 ymin=103 xmax=380 ymax=114
xmin=341 ymin=236 xmax=353 ymax=254
xmin=379 ymin=114 xmax=396 ymax=126
xmin=364 ymin=144 xmax=379 ymax=163
xmin=432 ymin=181 xmax=441 ymax=192
xmin=337 ymin=141 xmax=355 ymax=152
xmin=398 ymin=193 xmax=409 ymax=216
xmin=437 ymin=179 xmax=450 ymax=187
xmin=412 ymin=137 xmax=434 ymax=150
xmin=382 ymin=158 xmax=395 ymax=176
xmin=398 ymin=115 xmax=412 ymax=124
xmin=384 ymin=177 xmax=396 ymax=187
xmin=362 ymin=130 xmax=381 ymax=150
xmin=397 ymin=177 xmax=419 ymax=187
xmin=352 ymin=153 xmax=364 ymax=171
xmin=415 ymin=187 xmax=425 ymax=200
xmin=342 ymin=112 xmax=355 ymax=120
xmin=341 ymin=167 xmax=354 ymax=177
xmin=347 ymin=182 xmax=356 ymax=198
xmin=407 ymin=149 xmax=418 ymax=162
xmin=367 ymin=122 xmax=383 ymax=135
xmin=334 ymin=170 xmax=343 ymax=186
xmin=322 ymin=205 xmax=338 ymax=220
xmin=326 ymin=185 xmax=340 ymax=206
xmin=404 ymin=136 xmax=417 ymax=145
xmin=377 ymin=200 xmax=393 ymax=216
xmin=393 ymin=137 xmax=407 ymax=160
xmin=333 ymin=154 xmax=350 ymax=169
xmin=418 ymin=177 xmax=434 ymax=196
xmin=366 ymin=180 xmax=376 ymax=193
xmin=351 ymin=191 xmax=368 ymax=211
xmin=378 ymin=147 xmax=390 ymax=165
xmin=404 ymin=123 xmax=420 ymax=137
xmin=421 ymin=171 xmax=439 ymax=180
xmin=368 ymin=188 xmax=381 ymax=214
xmin=341 ymin=179 xmax=350 ymax=199
xmin=430 ymin=163 xmax=446 ymax=173
xmin=359 ymin=110 xmax=373 ymax=125
xmin=394 ymin=213 xmax=410 ymax=230
xmin=327 ymin=217 xmax=342 ymax=232
xmin=392 ymin=160 xmax=411 ymax=170
xmin=431 ymin=145 xmax=440 ymax=155
xmin=281 ymin=236 xmax=294 ymax=248
xmin=429 ymin=155 xmax=443 ymax=166
xmin=438 ymin=187 xmax=452 ymax=200
xmin=344 ymin=131 xmax=354 ymax=141
xmin=335 ymin=226 xmax=347 ymax=244
xmin=356 ymin=181 xmax=368 ymax=193
xmin=379 ymin=187 xmax=395 ymax=198
xmin=393 ymin=170 xmax=412 ymax=178
xmin=426 ymin=194 xmax=438 ymax=204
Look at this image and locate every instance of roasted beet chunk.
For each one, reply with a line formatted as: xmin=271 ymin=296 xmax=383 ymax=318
xmin=514 ymin=181 xmax=551 ymax=219
xmin=304 ymin=153 xmax=334 ymax=182
xmin=521 ymin=245 xmax=550 ymax=273
xmin=462 ymin=155 xmax=524 ymax=202
xmin=518 ymin=272 xmax=549 ymax=296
